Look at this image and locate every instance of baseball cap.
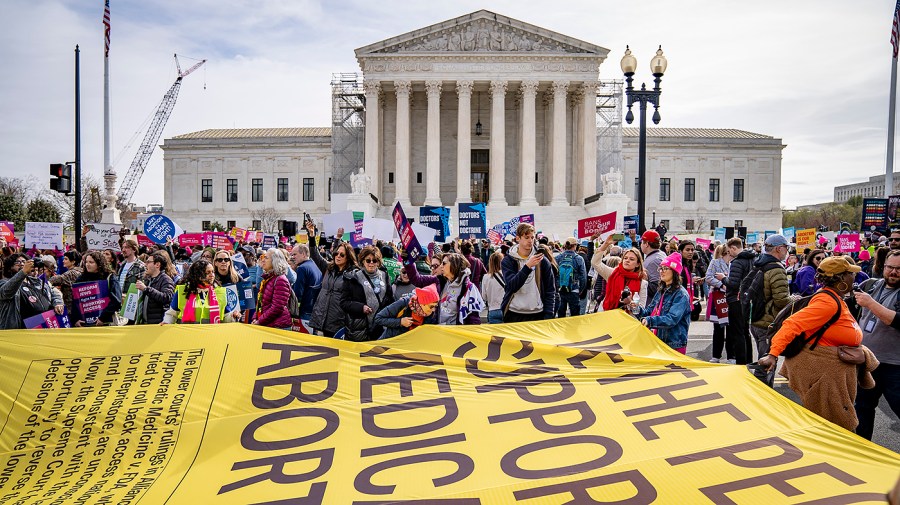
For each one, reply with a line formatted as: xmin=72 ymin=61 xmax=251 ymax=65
xmin=564 ymin=237 xmax=579 ymax=247
xmin=817 ymin=256 xmax=861 ymax=276
xmin=763 ymin=234 xmax=789 ymax=247
xmin=641 ymin=230 xmax=660 ymax=242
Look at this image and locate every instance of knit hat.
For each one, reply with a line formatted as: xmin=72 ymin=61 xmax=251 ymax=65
xmin=817 ymin=256 xmax=861 ymax=276
xmin=660 ymin=252 xmax=684 ymax=274
xmin=414 ymin=285 xmax=440 ymax=306
xmin=859 ymin=250 xmax=871 ymax=261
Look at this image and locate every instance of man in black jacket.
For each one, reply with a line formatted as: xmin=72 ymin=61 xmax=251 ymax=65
xmin=135 ymin=252 xmax=175 ymax=325
xmin=721 ymin=237 xmax=756 ymax=364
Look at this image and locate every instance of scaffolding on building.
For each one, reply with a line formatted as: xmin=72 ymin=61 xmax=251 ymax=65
xmin=596 ymin=79 xmax=624 ymax=194
xmin=330 ymin=73 xmax=366 ymax=195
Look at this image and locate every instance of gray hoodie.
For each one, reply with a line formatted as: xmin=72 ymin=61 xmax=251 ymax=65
xmin=506 ymin=247 xmax=544 ymax=314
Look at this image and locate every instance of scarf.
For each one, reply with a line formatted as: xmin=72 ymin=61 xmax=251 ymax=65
xmin=603 ymin=266 xmax=642 ymax=312
xmin=181 ymin=284 xmax=220 ymax=323
xmin=406 ymin=295 xmax=428 ymax=328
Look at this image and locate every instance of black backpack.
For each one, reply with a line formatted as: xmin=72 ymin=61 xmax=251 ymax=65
xmin=738 ymin=262 xmax=782 ymax=324
xmin=768 ymin=289 xmax=841 ymax=359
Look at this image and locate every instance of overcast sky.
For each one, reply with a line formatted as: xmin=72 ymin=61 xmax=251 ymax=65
xmin=2 ymin=0 xmax=897 ymax=208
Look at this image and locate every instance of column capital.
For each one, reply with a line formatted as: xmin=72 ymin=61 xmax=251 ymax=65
xmin=456 ymin=80 xmax=474 ymax=97
xmin=394 ymin=80 xmax=412 ymax=96
xmin=581 ymin=80 xmax=600 ymax=94
xmin=551 ymin=80 xmax=570 ymax=96
xmin=489 ymin=80 xmax=508 ymax=97
xmin=425 ymin=80 xmax=443 ymax=97
xmin=520 ymin=80 xmax=539 ymax=97
xmin=363 ymin=80 xmax=381 ymax=95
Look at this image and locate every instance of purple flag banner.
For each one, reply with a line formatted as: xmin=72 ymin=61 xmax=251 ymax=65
xmin=24 ymin=308 xmax=71 ymax=329
xmin=392 ymin=202 xmax=424 ymax=260
xmin=72 ymin=281 xmax=110 ymax=325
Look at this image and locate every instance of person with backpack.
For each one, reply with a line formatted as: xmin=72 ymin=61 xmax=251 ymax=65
xmin=758 ymin=256 xmax=874 ymax=432
xmin=481 ymin=251 xmax=506 ymax=324
xmin=556 ymin=237 xmax=587 ymax=318
xmin=745 ymin=234 xmax=792 ymax=359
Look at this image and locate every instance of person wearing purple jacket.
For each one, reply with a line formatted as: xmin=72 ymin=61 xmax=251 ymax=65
xmin=793 ymin=250 xmax=825 ymax=295
xmin=253 ymin=249 xmax=293 ymax=329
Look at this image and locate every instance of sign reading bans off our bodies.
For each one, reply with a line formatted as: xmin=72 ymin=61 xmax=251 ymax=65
xmin=0 ymin=313 xmax=897 ymax=503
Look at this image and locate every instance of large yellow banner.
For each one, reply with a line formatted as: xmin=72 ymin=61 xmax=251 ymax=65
xmin=0 ymin=312 xmax=897 ymax=504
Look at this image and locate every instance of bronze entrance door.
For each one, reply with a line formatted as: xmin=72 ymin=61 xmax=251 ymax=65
xmin=471 ymin=149 xmax=489 ymax=203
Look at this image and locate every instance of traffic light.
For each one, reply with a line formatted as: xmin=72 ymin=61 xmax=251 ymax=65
xmin=50 ymin=163 xmax=72 ymax=193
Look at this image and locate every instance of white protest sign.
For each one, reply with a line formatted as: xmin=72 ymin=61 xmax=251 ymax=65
xmin=24 ymin=222 xmax=64 ymax=250
xmin=86 ymin=223 xmax=122 ymax=251
xmin=362 ymin=218 xmax=395 ymax=241
xmin=322 ymin=211 xmax=356 ymax=236
xmin=411 ymin=223 xmax=437 ymax=245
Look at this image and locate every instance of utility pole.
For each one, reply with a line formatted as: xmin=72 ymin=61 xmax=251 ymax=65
xmin=74 ymin=45 xmax=83 ymax=246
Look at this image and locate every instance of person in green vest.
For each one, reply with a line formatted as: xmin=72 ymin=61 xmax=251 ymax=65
xmin=161 ymin=259 xmax=232 ymax=324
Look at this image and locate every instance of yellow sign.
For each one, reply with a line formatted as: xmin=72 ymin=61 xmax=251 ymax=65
xmin=294 ymin=232 xmax=308 ymax=244
xmin=796 ymin=228 xmax=817 ymax=250
xmin=0 ymin=312 xmax=897 ymax=503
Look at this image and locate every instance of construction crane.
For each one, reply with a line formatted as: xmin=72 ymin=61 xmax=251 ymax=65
xmin=116 ymin=54 xmax=206 ymax=208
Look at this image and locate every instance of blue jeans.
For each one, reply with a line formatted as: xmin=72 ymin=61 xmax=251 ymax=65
xmin=488 ymin=309 xmax=503 ymax=324
xmin=855 ymin=362 xmax=900 ymax=440
xmin=557 ymin=290 xmax=581 ymax=318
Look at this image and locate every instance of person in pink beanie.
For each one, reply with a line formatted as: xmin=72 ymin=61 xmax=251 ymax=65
xmin=631 ymin=252 xmax=693 ymax=353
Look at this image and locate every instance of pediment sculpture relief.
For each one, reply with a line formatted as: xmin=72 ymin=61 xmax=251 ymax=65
xmin=374 ymin=19 xmax=585 ymax=54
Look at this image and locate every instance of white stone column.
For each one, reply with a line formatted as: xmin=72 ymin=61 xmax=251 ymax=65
xmin=519 ymin=80 xmax=539 ymax=207
xmin=489 ymin=80 xmax=508 ymax=207
xmin=363 ymin=80 xmax=381 ymax=202
xmin=394 ymin=80 xmax=411 ymax=207
xmin=550 ymin=80 xmax=570 ymax=207
xmin=424 ymin=80 xmax=442 ymax=206
xmin=456 ymin=80 xmax=473 ymax=204
xmin=581 ymin=82 xmax=599 ymax=203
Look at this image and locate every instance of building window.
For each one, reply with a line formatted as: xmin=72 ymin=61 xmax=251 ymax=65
xmin=417 ymin=172 xmax=423 ymax=184
xmin=227 ymin=220 xmax=236 ymax=229
xmin=226 ymin=179 xmax=238 ymax=202
xmin=659 ymin=178 xmax=670 ymax=201
xmin=252 ymin=220 xmax=261 ymax=230
xmin=634 ymin=178 xmax=639 ymax=198
xmin=735 ymin=220 xmax=743 ymax=228
xmin=733 ymin=179 xmax=744 ymax=202
xmin=201 ymin=179 xmax=212 ymax=203
xmin=685 ymin=219 xmax=695 ymax=230
xmin=388 ymin=172 xmax=394 ymax=184
xmin=684 ymin=178 xmax=695 ymax=202
xmin=535 ymin=172 xmax=539 ymax=184
xmin=328 ymin=178 xmax=332 ymax=201
xmin=277 ymin=178 xmax=288 ymax=202
xmin=709 ymin=178 xmax=720 ymax=202
xmin=303 ymin=178 xmax=314 ymax=201
xmin=710 ymin=219 xmax=718 ymax=230
xmin=202 ymin=220 xmax=211 ymax=231
xmin=252 ymin=178 xmax=263 ymax=202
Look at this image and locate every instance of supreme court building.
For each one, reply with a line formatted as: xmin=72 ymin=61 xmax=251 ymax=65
xmin=162 ymin=10 xmax=784 ymax=235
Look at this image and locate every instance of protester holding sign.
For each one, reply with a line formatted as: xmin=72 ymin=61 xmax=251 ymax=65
xmin=501 ymin=223 xmax=555 ymax=322
xmin=309 ymin=227 xmax=357 ymax=338
xmin=705 ymin=245 xmax=734 ymax=363
xmin=212 ymin=250 xmax=243 ymax=322
xmin=163 ymin=260 xmax=230 ymax=325
xmin=253 ymin=249 xmax=293 ymax=329
xmin=134 ymin=252 xmax=175 ymax=325
xmin=49 ymin=250 xmax=83 ymax=317
xmin=72 ymin=251 xmax=122 ymax=327
xmin=116 ymin=240 xmax=146 ymax=320
xmin=591 ymin=234 xmax=648 ymax=313
xmin=0 ymin=254 xmax=64 ymax=329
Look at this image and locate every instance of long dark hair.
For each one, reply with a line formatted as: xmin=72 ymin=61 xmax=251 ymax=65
xmin=805 ymin=249 xmax=825 ymax=267
xmin=183 ymin=260 xmax=213 ymax=295
xmin=2 ymin=253 xmax=27 ymax=279
xmin=328 ymin=242 xmax=357 ymax=273
xmin=83 ymin=250 xmax=113 ymax=277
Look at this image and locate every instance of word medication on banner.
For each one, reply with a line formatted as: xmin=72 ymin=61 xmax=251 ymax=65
xmin=0 ymin=313 xmax=897 ymax=502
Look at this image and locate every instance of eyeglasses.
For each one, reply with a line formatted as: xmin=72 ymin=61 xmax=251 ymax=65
xmin=14 ymin=259 xmax=26 ymax=265
xmin=658 ymin=266 xmax=671 ymax=272
xmin=334 ymin=252 xmax=346 ymax=258
xmin=885 ymin=265 xmax=900 ymax=272
xmin=431 ymin=264 xmax=440 ymax=270
xmin=364 ymin=258 xmax=378 ymax=264
xmin=215 ymin=258 xmax=231 ymax=263
xmin=890 ymin=238 xmax=900 ymax=242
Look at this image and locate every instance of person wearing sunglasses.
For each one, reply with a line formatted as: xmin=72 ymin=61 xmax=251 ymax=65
xmin=341 ymin=246 xmax=392 ymax=341
xmin=307 ymin=222 xmax=357 ymax=338
xmin=212 ymin=251 xmax=244 ymax=322
xmin=793 ymin=249 xmax=826 ymax=296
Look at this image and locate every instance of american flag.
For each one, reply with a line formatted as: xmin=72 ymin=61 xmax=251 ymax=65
xmin=103 ymin=0 xmax=111 ymax=57
xmin=893 ymin=0 xmax=900 ymax=58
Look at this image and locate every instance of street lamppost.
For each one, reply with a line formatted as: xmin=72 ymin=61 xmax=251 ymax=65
xmin=621 ymin=45 xmax=667 ymax=234
xmin=652 ymin=209 xmax=656 ymax=229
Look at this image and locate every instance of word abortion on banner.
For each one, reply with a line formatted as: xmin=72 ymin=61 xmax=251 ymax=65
xmin=834 ymin=233 xmax=861 ymax=253
xmin=577 ymin=211 xmax=617 ymax=239
xmin=392 ymin=202 xmax=424 ymax=259
xmin=24 ymin=221 xmax=63 ymax=249
xmin=143 ymin=214 xmax=183 ymax=244
xmin=795 ymin=228 xmax=816 ymax=249
xmin=85 ymin=223 xmax=122 ymax=251
xmin=861 ymin=198 xmax=889 ymax=233
xmin=0 ymin=313 xmax=897 ymax=503
xmin=419 ymin=206 xmax=450 ymax=242
xmin=71 ymin=280 xmax=110 ymax=325
xmin=457 ymin=202 xmax=487 ymax=239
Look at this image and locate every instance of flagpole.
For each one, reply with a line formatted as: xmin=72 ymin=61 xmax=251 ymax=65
xmin=887 ymin=55 xmax=897 ymax=198
xmin=100 ymin=0 xmax=120 ymax=224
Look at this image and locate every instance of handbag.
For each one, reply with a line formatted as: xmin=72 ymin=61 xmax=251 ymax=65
xmin=690 ymin=300 xmax=702 ymax=321
xmin=837 ymin=345 xmax=865 ymax=365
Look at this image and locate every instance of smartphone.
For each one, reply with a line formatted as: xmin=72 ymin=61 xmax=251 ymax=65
xmin=612 ymin=233 xmax=625 ymax=242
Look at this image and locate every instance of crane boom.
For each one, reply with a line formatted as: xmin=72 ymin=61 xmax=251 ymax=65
xmin=116 ymin=55 xmax=205 ymax=207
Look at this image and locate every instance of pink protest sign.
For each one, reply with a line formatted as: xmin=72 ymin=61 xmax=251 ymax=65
xmin=178 ymin=233 xmax=203 ymax=247
xmin=0 ymin=221 xmax=13 ymax=242
xmin=136 ymin=235 xmax=156 ymax=247
xmin=834 ymin=234 xmax=860 ymax=253
xmin=577 ymin=211 xmax=617 ymax=239
xmin=696 ymin=237 xmax=712 ymax=249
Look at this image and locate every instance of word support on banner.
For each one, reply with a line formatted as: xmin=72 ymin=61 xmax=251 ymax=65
xmin=577 ymin=211 xmax=617 ymax=239
xmin=24 ymin=222 xmax=64 ymax=250
xmin=392 ymin=202 xmax=423 ymax=259
xmin=458 ymin=202 xmax=487 ymax=239
xmin=85 ymin=223 xmax=122 ymax=251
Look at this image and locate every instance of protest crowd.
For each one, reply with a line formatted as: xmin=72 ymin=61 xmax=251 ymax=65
xmin=1 ymin=212 xmax=899 ymax=448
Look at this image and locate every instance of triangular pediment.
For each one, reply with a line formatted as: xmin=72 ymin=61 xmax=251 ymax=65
xmin=355 ymin=10 xmax=608 ymax=57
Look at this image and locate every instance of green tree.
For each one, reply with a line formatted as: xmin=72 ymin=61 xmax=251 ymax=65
xmin=26 ymin=198 xmax=61 ymax=223
xmin=208 ymin=220 xmax=224 ymax=232
xmin=0 ymin=194 xmax=27 ymax=230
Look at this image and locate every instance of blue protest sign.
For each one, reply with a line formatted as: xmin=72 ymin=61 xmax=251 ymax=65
xmin=223 ymin=284 xmax=240 ymax=313
xmin=714 ymin=227 xmax=727 ymax=242
xmin=143 ymin=215 xmax=180 ymax=244
xmin=458 ymin=203 xmax=487 ymax=239
xmin=419 ymin=206 xmax=451 ymax=242
xmin=624 ymin=215 xmax=640 ymax=232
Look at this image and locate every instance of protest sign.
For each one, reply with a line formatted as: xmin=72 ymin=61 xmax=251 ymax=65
xmin=23 ymin=308 xmax=71 ymax=329
xmin=458 ymin=202 xmax=487 ymax=239
xmin=392 ymin=202 xmax=424 ymax=259
xmin=203 ymin=232 xmax=234 ymax=250
xmin=888 ymin=194 xmax=900 ymax=230
xmin=136 ymin=234 xmax=157 ymax=247
xmin=834 ymin=233 xmax=861 ymax=253
xmin=86 ymin=223 xmax=122 ymax=251
xmin=487 ymin=224 xmax=503 ymax=245
xmin=72 ymin=280 xmax=110 ymax=325
xmin=746 ymin=232 xmax=760 ymax=244
xmin=229 ymin=227 xmax=247 ymax=241
xmin=695 ymin=237 xmax=712 ymax=250
xmin=0 ymin=312 xmax=897 ymax=503
xmin=714 ymin=227 xmax=727 ymax=242
xmin=323 ymin=210 xmax=355 ymax=236
xmin=0 ymin=221 xmax=14 ymax=242
xmin=178 ymin=233 xmax=203 ymax=248
xmin=519 ymin=214 xmax=534 ymax=225
xmin=411 ymin=222 xmax=437 ymax=246
xmin=261 ymin=234 xmax=277 ymax=250
xmin=349 ymin=211 xmax=371 ymax=247
xmin=624 ymin=214 xmax=639 ymax=232
xmin=244 ymin=230 xmax=263 ymax=243
xmin=143 ymin=214 xmax=183 ymax=244
xmin=361 ymin=217 xmax=395 ymax=242
xmin=231 ymin=252 xmax=250 ymax=281
xmin=782 ymin=226 xmax=796 ymax=239
xmin=294 ymin=233 xmax=308 ymax=244
xmin=24 ymin=222 xmax=63 ymax=249
xmin=119 ymin=285 xmax=140 ymax=321
xmin=796 ymin=228 xmax=816 ymax=249
xmin=419 ymin=206 xmax=450 ymax=242
xmin=577 ymin=211 xmax=616 ymax=239
xmin=862 ymin=198 xmax=889 ymax=233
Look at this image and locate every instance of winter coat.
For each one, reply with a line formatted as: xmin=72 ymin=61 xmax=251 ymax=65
xmin=637 ymin=284 xmax=692 ymax=350
xmin=751 ymin=253 xmax=792 ymax=329
xmin=256 ymin=272 xmax=293 ymax=328
xmin=116 ymin=259 xmax=146 ymax=294
xmin=793 ymin=265 xmax=819 ymax=296
xmin=723 ymin=250 xmax=756 ymax=303
xmin=139 ymin=272 xmax=175 ymax=325
xmin=500 ymin=247 xmax=556 ymax=319
xmin=0 ymin=271 xmax=64 ymax=329
xmin=404 ymin=262 xmax=481 ymax=325
xmin=374 ymin=295 xmax=437 ymax=340
xmin=341 ymin=268 xmax=392 ymax=341
xmin=50 ymin=266 xmax=83 ymax=317
xmin=294 ymin=259 xmax=322 ymax=318
xmin=308 ymin=235 xmax=349 ymax=335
